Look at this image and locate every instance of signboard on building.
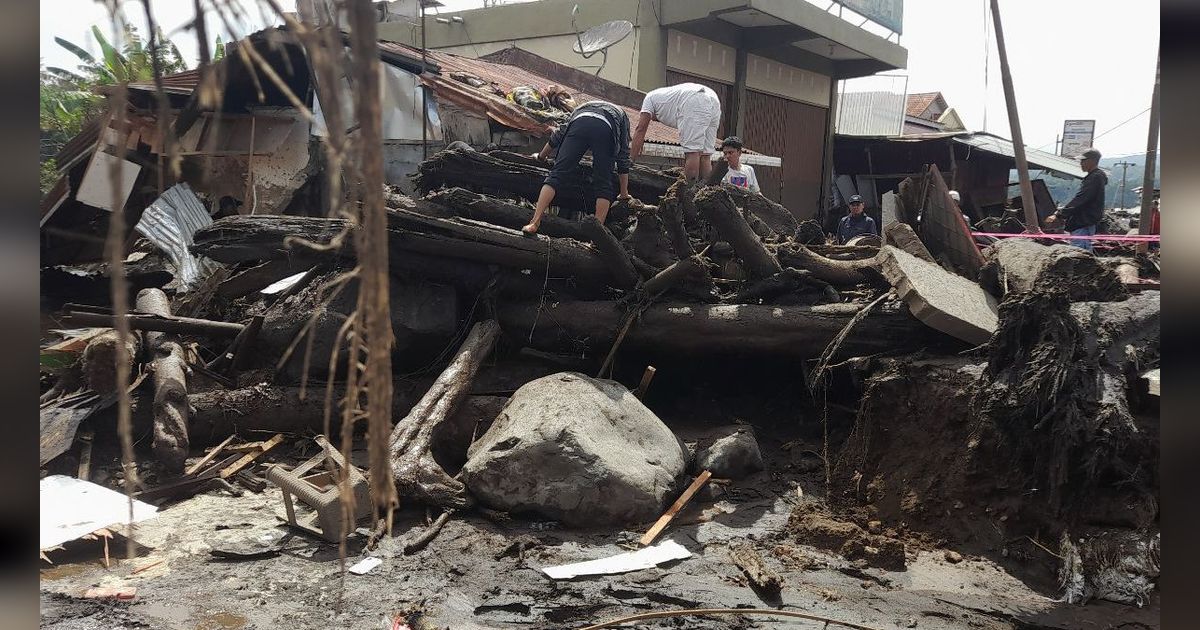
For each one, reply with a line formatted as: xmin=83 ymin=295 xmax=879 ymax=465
xmin=834 ymin=0 xmax=904 ymax=35
xmin=1060 ymin=119 xmax=1096 ymax=158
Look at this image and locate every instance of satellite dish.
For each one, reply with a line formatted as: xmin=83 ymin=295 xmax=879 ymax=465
xmin=571 ymin=7 xmax=633 ymax=76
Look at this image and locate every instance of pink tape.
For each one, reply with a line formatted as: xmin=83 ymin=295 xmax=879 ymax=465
xmin=970 ymin=232 xmax=1161 ymax=242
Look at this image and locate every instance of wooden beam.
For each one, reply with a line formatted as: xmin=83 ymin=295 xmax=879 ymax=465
xmin=219 ymin=433 xmax=285 ymax=479
xmin=640 ymin=470 xmax=713 ymax=547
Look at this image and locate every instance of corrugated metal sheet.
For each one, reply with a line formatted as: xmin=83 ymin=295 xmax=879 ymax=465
xmin=127 ymin=69 xmax=202 ymax=96
xmin=836 ymin=91 xmax=904 ymax=136
xmin=743 ymin=90 xmax=827 ymax=219
xmin=951 ymin=133 xmax=1086 ymax=179
xmin=133 ymin=183 xmax=218 ymax=290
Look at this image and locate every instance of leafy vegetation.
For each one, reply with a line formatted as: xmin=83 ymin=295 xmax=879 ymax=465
xmin=39 ymin=22 xmax=226 ymax=194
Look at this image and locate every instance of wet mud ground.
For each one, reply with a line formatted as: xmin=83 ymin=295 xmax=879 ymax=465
xmin=40 ymin=360 xmax=1160 ymax=629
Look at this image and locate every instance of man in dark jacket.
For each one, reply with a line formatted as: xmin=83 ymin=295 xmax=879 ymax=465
xmin=836 ymin=195 xmax=878 ymax=244
xmin=522 ymin=100 xmax=632 ymax=235
xmin=1047 ymin=147 xmax=1107 ymax=252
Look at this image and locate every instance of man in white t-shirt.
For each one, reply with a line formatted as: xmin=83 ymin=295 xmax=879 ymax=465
xmin=718 ymin=136 xmax=759 ymax=194
xmin=630 ymin=82 xmax=722 ymax=182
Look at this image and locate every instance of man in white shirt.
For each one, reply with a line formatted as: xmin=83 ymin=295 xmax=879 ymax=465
xmin=630 ymin=82 xmax=722 ymax=182
xmin=718 ymin=136 xmax=759 ymax=193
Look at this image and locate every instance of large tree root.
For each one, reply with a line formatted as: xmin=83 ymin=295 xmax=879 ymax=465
xmin=387 ymin=320 xmax=501 ymax=510
xmin=695 ymin=186 xmax=782 ymax=280
xmin=778 ymin=244 xmax=884 ymax=286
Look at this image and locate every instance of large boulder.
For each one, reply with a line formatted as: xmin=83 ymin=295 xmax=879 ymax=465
xmin=461 ymin=372 xmax=687 ymax=527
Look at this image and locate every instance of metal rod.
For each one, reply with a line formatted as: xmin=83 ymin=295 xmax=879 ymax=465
xmin=989 ymin=0 xmax=1041 ymax=233
xmin=1136 ymin=52 xmax=1160 ymax=255
xmin=421 ymin=2 xmax=428 ymax=160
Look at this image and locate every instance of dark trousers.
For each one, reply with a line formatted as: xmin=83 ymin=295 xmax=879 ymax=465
xmin=544 ymin=116 xmax=616 ymax=202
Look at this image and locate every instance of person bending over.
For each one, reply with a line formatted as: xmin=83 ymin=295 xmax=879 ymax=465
xmin=522 ymin=100 xmax=632 ymax=236
xmin=630 ymin=82 xmax=722 ymax=182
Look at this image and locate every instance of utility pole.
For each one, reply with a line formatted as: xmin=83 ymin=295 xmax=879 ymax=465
xmin=1113 ymin=160 xmax=1136 ymax=209
xmin=1054 ymin=134 xmax=1060 ymax=156
xmin=989 ymin=0 xmax=1041 ymax=233
xmin=1136 ymin=51 xmax=1160 ymax=254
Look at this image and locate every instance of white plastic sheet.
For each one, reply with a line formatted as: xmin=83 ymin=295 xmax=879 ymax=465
xmin=541 ymin=540 xmax=691 ymax=579
xmin=40 ymin=475 xmax=158 ymax=550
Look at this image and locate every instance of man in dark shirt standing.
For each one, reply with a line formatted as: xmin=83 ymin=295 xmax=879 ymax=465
xmin=836 ymin=194 xmax=878 ymax=244
xmin=1047 ymin=147 xmax=1107 ymax=252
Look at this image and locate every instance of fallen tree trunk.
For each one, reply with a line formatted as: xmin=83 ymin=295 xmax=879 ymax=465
xmin=581 ymin=215 xmax=639 ymax=290
xmin=423 ymin=187 xmax=586 ymax=241
xmin=724 ymin=185 xmax=800 ymax=236
xmin=389 ymin=320 xmax=501 ymax=510
xmin=412 ymin=148 xmax=673 ymax=210
xmin=498 ymin=299 xmax=926 ymax=358
xmin=778 ymin=244 xmax=883 ymax=286
xmin=695 ymin=186 xmax=782 ymax=280
xmin=136 ymin=289 xmax=190 ymax=473
xmin=658 ymin=184 xmax=694 ymax=259
xmin=193 ymin=207 xmax=620 ymax=294
xmin=979 ymin=238 xmax=1128 ymax=302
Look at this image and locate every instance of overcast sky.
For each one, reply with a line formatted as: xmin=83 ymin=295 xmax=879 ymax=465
xmin=40 ymin=0 xmax=1159 ymax=157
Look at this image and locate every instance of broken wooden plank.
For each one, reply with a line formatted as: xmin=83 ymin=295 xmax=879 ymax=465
xmin=640 ymin=470 xmax=713 ymax=547
xmin=219 ymin=433 xmax=285 ymax=479
xmin=881 ymin=245 xmax=998 ymax=345
xmin=634 ymin=366 xmax=657 ymax=400
xmin=183 ymin=434 xmax=236 ymax=476
xmin=66 ymin=310 xmax=245 ymax=338
xmin=77 ymin=429 xmax=93 ymax=481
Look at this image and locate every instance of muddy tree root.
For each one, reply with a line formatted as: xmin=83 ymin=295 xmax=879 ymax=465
xmin=388 ymin=320 xmax=501 ymax=510
xmin=695 ymin=186 xmax=782 ymax=280
xmin=778 ymin=244 xmax=883 ymax=286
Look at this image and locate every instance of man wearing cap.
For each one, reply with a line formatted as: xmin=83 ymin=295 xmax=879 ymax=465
xmin=630 ymin=82 xmax=722 ymax=182
xmin=836 ymin=195 xmax=878 ymax=244
xmin=1047 ymin=148 xmax=1107 ymax=252
xmin=718 ymin=136 xmax=760 ymax=193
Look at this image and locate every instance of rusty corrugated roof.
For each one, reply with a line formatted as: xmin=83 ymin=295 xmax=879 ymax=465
xmin=122 ymin=39 xmax=684 ymax=146
xmin=385 ymin=42 xmax=682 ymax=145
xmin=127 ymin=69 xmax=202 ymax=96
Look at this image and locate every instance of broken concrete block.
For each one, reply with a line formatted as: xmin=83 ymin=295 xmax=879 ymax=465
xmin=695 ymin=428 xmax=764 ymax=479
xmin=461 ymin=372 xmax=688 ymax=527
xmin=881 ymin=245 xmax=998 ymax=345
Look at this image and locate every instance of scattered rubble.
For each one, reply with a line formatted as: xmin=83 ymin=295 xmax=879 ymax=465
xmin=39 ymin=109 xmax=1159 ymax=626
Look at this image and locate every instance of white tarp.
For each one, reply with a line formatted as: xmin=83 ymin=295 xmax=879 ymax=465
xmin=541 ymin=540 xmax=692 ymax=579
xmin=313 ymin=62 xmax=442 ymax=141
xmin=134 ymin=183 xmax=219 ymax=291
xmin=40 ymin=475 xmax=158 ymax=550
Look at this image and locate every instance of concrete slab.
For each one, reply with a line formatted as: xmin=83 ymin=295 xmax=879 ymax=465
xmin=881 ymin=245 xmax=998 ymax=345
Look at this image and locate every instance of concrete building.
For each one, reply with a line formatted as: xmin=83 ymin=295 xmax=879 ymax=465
xmin=378 ymin=0 xmax=908 ymax=219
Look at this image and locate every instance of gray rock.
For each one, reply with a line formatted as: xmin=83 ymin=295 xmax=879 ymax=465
xmin=461 ymin=372 xmax=687 ymax=527
xmin=695 ymin=428 xmax=764 ymax=479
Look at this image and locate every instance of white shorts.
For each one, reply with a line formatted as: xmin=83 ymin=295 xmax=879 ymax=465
xmin=677 ymin=91 xmax=721 ymax=154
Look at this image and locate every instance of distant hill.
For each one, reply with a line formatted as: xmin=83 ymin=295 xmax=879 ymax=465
xmin=1037 ymin=156 xmax=1160 ymax=209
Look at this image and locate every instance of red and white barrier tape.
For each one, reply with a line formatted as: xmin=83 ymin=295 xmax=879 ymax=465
xmin=970 ymin=232 xmax=1161 ymax=242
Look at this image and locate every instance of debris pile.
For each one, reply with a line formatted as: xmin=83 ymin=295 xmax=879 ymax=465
xmin=40 ymin=143 xmax=1160 ymax=624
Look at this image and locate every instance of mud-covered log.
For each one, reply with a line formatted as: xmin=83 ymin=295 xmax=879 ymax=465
xmin=979 ymin=238 xmax=1128 ymax=301
xmin=659 ymin=185 xmax=694 ymax=259
xmin=642 ymin=256 xmax=703 ymax=297
xmin=724 ymin=185 xmax=800 ymax=235
xmin=695 ymin=186 xmax=782 ymax=280
xmin=412 ymin=148 xmax=673 ymax=210
xmin=136 ymin=289 xmax=190 ymax=473
xmin=733 ymin=267 xmax=837 ymax=304
xmin=81 ymin=330 xmax=139 ymax=394
xmin=389 ymin=320 xmax=501 ymax=509
xmin=193 ymin=208 xmax=618 ymax=293
xmin=778 ymin=244 xmax=883 ymax=286
xmin=623 ymin=206 xmax=676 ymax=269
xmin=581 ymin=215 xmax=638 ymax=291
xmin=423 ymin=187 xmax=586 ymax=240
xmin=499 ymin=299 xmax=926 ymax=358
